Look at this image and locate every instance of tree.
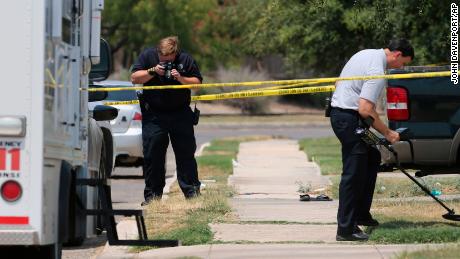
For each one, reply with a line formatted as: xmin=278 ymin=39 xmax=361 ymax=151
xmin=212 ymin=0 xmax=451 ymax=76
xmin=102 ymin=0 xmax=217 ymax=70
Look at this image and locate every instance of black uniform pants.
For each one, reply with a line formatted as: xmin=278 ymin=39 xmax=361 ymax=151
xmin=141 ymin=107 xmax=200 ymax=199
xmin=330 ymin=108 xmax=381 ymax=235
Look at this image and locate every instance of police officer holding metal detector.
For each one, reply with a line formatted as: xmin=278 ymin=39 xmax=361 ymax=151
xmin=329 ymin=39 xmax=414 ymax=241
xmin=131 ymin=36 xmax=202 ymax=205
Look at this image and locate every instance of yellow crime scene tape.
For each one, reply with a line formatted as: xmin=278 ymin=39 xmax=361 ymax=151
xmin=87 ymin=71 xmax=451 ymax=92
xmin=248 ymin=81 xmax=319 ymax=91
xmin=104 ymin=85 xmax=336 ymax=106
xmin=97 ymin=70 xmax=450 ymax=106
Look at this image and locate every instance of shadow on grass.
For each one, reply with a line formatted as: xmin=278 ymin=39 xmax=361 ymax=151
xmin=367 ymin=220 xmax=460 ymax=244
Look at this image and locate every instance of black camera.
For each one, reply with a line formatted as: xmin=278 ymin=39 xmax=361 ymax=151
xmin=160 ymin=62 xmax=184 ymax=79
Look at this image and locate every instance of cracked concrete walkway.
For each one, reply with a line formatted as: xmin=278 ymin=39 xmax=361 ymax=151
xmin=212 ymin=139 xmax=336 ymax=243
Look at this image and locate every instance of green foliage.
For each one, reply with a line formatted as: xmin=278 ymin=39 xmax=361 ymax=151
xmin=102 ymin=0 xmax=217 ymax=70
xmin=224 ymin=0 xmax=450 ymax=76
xmin=102 ymin=0 xmax=450 ymax=83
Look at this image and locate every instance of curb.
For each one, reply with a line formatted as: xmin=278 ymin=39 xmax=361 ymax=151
xmin=196 ymin=142 xmax=210 ymax=157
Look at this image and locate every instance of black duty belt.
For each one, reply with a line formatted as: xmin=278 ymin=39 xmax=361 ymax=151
xmin=331 ymin=107 xmax=359 ymax=116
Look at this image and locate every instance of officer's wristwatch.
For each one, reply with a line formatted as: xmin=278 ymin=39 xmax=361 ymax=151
xmin=147 ymin=67 xmax=156 ymax=76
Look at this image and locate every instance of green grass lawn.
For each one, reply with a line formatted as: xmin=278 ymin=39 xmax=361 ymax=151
xmin=369 ymin=221 xmax=460 ymax=244
xmin=368 ymin=199 xmax=460 ymax=244
xmin=299 ymin=136 xmax=460 ymax=244
xmin=374 ymin=176 xmax=460 ymax=198
xmin=298 ymin=137 xmax=342 ymax=175
xmin=326 ymin=175 xmax=460 ymax=200
xmin=299 ymin=137 xmax=460 ymax=198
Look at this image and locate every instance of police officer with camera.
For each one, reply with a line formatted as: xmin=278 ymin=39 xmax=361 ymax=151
xmin=131 ymin=36 xmax=202 ymax=205
xmin=330 ymin=39 xmax=414 ymax=241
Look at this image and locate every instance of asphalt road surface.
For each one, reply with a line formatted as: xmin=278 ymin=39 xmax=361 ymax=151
xmin=63 ymin=123 xmax=334 ymax=258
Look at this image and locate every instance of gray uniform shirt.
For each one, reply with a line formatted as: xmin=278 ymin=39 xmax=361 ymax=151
xmin=331 ymin=49 xmax=387 ymax=110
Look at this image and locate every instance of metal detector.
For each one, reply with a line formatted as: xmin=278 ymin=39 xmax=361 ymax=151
xmin=355 ymin=117 xmax=460 ymax=221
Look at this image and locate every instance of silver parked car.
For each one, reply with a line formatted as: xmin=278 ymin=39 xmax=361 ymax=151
xmin=96 ymin=80 xmax=143 ymax=167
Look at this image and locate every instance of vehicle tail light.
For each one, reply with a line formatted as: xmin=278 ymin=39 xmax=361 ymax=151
xmin=1 ymin=180 xmax=22 ymax=202
xmin=133 ymin=112 xmax=142 ymax=121
xmin=387 ymin=87 xmax=409 ymax=121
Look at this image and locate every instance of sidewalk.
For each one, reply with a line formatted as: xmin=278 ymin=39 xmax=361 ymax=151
xmin=99 ymin=139 xmax=436 ymax=258
xmin=137 ymin=243 xmax=443 ymax=259
xmin=212 ymin=139 xmax=336 ymax=243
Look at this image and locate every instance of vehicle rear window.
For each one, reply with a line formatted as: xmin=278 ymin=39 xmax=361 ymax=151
xmin=106 ymin=89 xmax=137 ymax=101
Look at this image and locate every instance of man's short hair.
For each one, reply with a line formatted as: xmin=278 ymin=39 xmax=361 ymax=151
xmin=158 ymin=36 xmax=180 ymax=56
xmin=387 ymin=38 xmax=415 ymax=60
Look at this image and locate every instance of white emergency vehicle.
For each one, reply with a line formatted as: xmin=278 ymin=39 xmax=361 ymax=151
xmin=0 ymin=0 xmax=115 ymax=258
